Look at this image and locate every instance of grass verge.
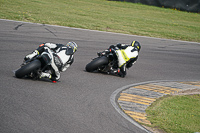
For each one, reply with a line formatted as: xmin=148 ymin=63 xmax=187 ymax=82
xmin=146 ymin=94 xmax=200 ymax=133
xmin=0 ymin=0 xmax=200 ymax=42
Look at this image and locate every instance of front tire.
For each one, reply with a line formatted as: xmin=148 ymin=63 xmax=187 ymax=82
xmin=85 ymin=56 xmax=108 ymax=72
xmin=15 ymin=59 xmax=41 ymax=78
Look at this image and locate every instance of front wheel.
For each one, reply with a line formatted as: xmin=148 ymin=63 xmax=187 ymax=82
xmin=15 ymin=59 xmax=41 ymax=78
xmin=85 ymin=56 xmax=108 ymax=72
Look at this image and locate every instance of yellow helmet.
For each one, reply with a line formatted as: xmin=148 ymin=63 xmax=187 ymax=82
xmin=131 ymin=41 xmax=141 ymax=52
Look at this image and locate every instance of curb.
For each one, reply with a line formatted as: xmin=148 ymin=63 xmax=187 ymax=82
xmin=110 ymin=80 xmax=200 ymax=133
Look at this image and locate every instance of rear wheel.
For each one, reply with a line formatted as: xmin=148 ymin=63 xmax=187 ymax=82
xmin=15 ymin=59 xmax=41 ymax=78
xmin=85 ymin=56 xmax=108 ymax=72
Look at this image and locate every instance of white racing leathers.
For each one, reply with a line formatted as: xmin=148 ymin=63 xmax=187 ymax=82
xmin=40 ymin=43 xmax=74 ymax=80
xmin=116 ymin=46 xmax=138 ymax=68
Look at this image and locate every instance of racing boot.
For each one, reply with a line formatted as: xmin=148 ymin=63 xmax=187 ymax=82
xmin=40 ymin=72 xmax=52 ymax=79
xmin=109 ymin=68 xmax=125 ymax=78
xmin=109 ymin=68 xmax=120 ymax=75
xmin=24 ymin=50 xmax=39 ymax=61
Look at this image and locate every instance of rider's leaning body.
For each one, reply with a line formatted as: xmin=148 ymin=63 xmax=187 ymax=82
xmin=25 ymin=42 xmax=78 ymax=81
xmin=100 ymin=41 xmax=141 ymax=77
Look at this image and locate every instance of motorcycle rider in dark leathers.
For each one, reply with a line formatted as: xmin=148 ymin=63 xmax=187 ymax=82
xmin=24 ymin=42 xmax=78 ymax=82
xmin=98 ymin=41 xmax=141 ymax=77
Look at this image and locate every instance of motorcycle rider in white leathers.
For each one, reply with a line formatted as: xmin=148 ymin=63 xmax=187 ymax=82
xmin=99 ymin=41 xmax=141 ymax=77
xmin=25 ymin=42 xmax=78 ymax=81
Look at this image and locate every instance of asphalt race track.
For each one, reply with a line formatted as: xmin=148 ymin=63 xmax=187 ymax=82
xmin=0 ymin=19 xmax=200 ymax=133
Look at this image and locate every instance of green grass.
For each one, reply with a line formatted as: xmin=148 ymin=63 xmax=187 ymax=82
xmin=146 ymin=94 xmax=200 ymax=133
xmin=0 ymin=0 xmax=199 ymax=42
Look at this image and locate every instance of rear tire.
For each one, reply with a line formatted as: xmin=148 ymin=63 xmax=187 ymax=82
xmin=85 ymin=56 xmax=108 ymax=72
xmin=15 ymin=59 xmax=41 ymax=78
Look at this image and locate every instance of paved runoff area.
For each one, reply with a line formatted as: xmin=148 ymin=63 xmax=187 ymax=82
xmin=117 ymin=81 xmax=200 ymax=125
